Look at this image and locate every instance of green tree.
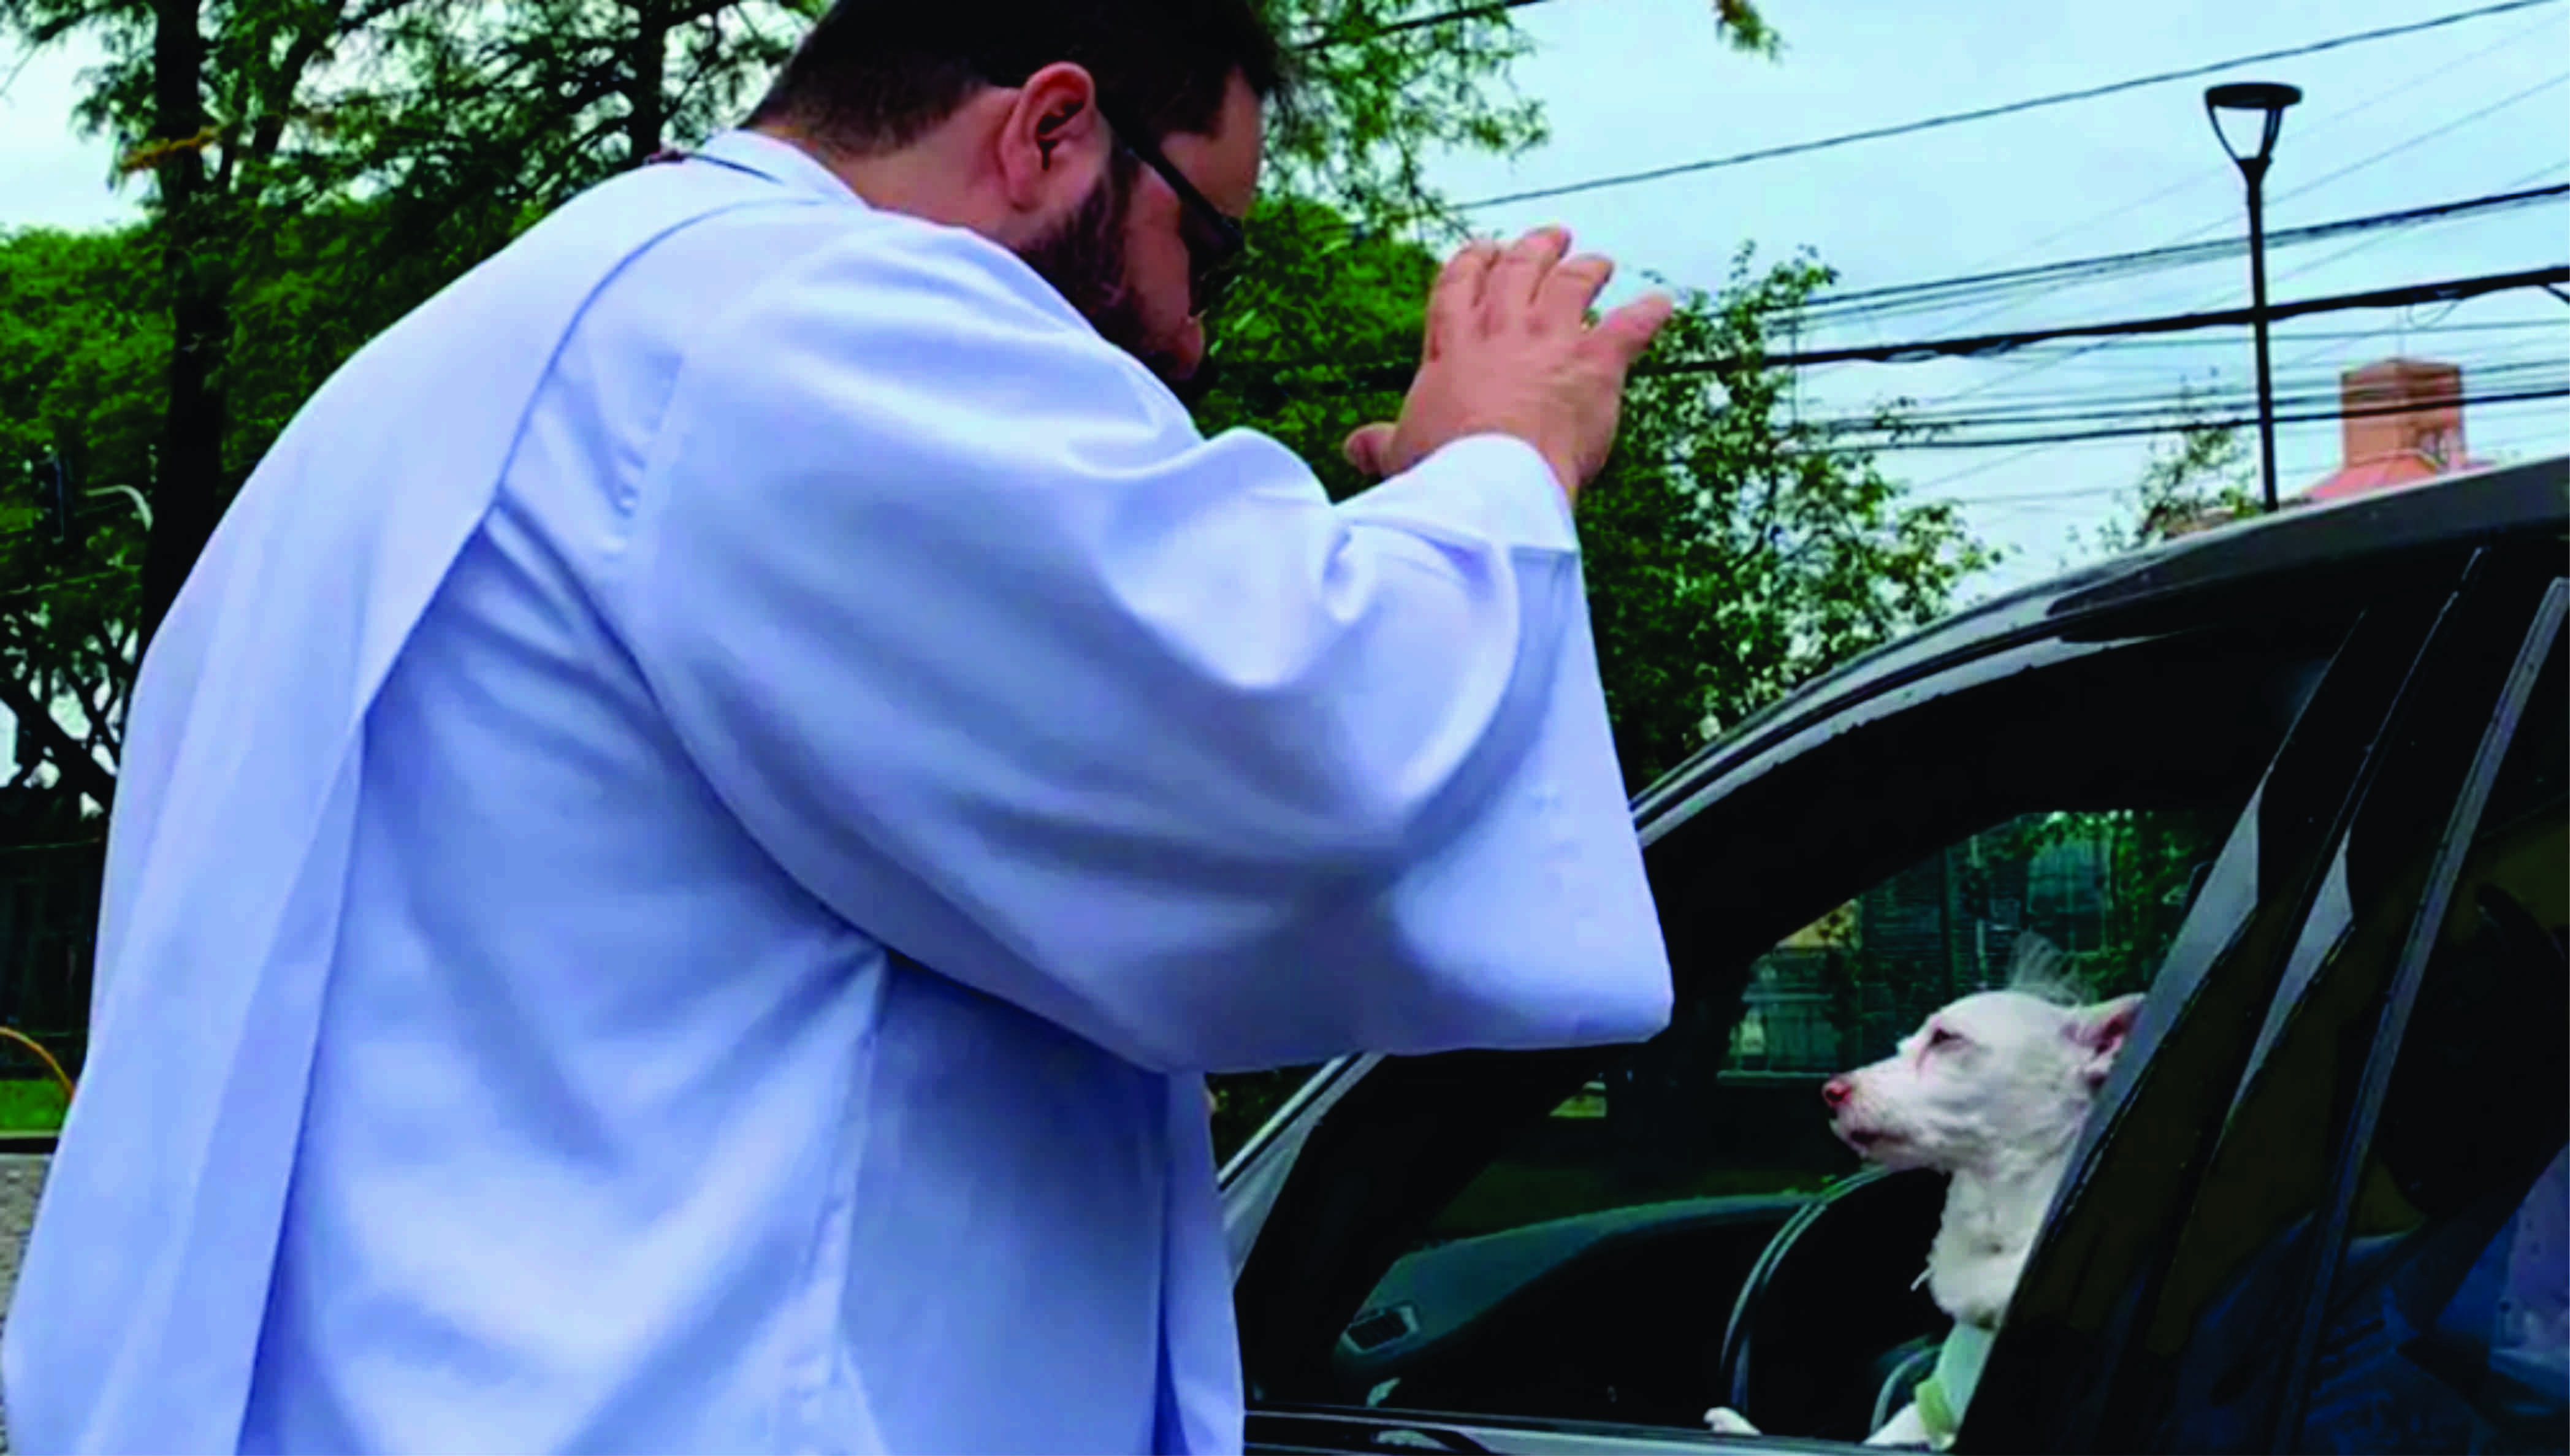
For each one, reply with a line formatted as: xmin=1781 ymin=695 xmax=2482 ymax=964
xmin=2084 ymin=383 xmax=2260 ymax=555
xmin=2 ymin=0 xmax=1770 ymax=702
xmin=1581 ymin=246 xmax=1999 ymax=793
xmin=0 ymin=226 xmax=159 ymax=815
xmin=6 ymin=0 xmax=1795 ymax=1126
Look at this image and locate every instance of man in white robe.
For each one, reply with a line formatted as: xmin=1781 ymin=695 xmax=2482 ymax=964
xmin=4 ymin=2 xmax=1679 ymax=1451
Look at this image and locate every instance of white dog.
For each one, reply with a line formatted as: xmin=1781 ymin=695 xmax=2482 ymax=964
xmin=1707 ymin=939 xmax=2142 ymax=1449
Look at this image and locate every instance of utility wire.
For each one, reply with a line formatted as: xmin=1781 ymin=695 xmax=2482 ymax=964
xmin=1794 ymin=183 xmax=2566 ymax=326
xmin=1852 ymin=383 xmax=2570 ymax=451
xmin=1677 ymin=265 xmax=2570 ymax=369
xmin=1984 ymin=319 xmax=2564 ymax=353
xmin=1441 ymin=0 xmax=2563 ymax=213
xmin=1660 ymin=361 xmax=2568 ymax=444
xmin=1865 ymin=4 xmax=2569 ymax=330
xmin=1868 ymin=360 xmax=2568 ymax=429
xmin=1859 ymin=376 xmax=2568 ymax=437
xmin=1914 ymin=73 xmax=2570 ymax=410
xmin=2257 ymin=158 xmax=2570 ymax=367
xmin=1238 ymin=265 xmax=2570 ymax=398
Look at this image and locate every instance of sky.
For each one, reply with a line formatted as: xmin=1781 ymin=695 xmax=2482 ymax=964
xmin=2 ymin=0 xmax=2568 ymax=601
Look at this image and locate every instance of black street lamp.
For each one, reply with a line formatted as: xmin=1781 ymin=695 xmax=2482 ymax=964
xmin=2206 ymin=80 xmax=2303 ymax=513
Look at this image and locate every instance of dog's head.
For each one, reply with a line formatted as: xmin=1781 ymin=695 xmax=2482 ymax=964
xmin=1821 ymin=973 xmax=2143 ymax=1178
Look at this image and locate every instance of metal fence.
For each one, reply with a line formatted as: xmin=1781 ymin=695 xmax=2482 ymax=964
xmin=1724 ymin=824 xmax=2116 ymax=1076
xmin=0 ymin=840 xmax=102 ymax=1082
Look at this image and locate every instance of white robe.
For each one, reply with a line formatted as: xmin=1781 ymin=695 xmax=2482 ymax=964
xmin=2 ymin=131 xmax=1672 ymax=1455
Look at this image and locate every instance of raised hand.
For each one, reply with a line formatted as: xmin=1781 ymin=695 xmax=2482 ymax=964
xmin=1343 ymin=225 xmax=1674 ymax=503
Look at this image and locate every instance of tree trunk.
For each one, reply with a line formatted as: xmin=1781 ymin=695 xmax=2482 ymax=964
xmin=0 ymin=670 xmax=118 ymax=812
xmin=625 ymin=0 xmax=668 ymax=164
xmin=134 ymin=0 xmax=230 ymax=661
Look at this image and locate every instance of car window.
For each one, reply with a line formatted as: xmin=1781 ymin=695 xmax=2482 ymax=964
xmin=1969 ymin=566 xmax=2485 ymax=1452
xmin=2276 ymin=590 xmax=2566 ymax=1454
xmin=1233 ymin=576 xmax=2373 ymax=1446
xmin=2005 ymin=560 xmax=2565 ymax=1454
xmin=1326 ymin=805 xmax=2228 ymax=1435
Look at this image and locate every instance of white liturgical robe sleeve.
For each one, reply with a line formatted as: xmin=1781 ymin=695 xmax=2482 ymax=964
xmin=614 ymin=219 xmax=1673 ymax=1074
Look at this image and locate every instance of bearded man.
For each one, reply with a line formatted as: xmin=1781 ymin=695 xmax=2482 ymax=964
xmin=5 ymin=2 xmax=1677 ymax=1450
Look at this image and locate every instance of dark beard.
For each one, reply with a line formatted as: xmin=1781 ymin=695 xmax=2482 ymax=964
xmin=1016 ymin=160 xmax=1196 ymax=394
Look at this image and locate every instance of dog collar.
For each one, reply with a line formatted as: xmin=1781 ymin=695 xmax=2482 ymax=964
xmin=1913 ymin=1322 xmax=1996 ymax=1450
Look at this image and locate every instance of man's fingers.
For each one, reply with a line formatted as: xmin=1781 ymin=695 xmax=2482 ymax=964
xmin=1425 ymin=239 xmax=1498 ymax=361
xmin=1595 ymin=292 xmax=1677 ymax=367
xmin=1537 ymin=253 xmax=1615 ymax=326
xmin=1486 ymin=226 xmax=1572 ymax=317
xmin=1343 ymin=421 xmax=1398 ymax=478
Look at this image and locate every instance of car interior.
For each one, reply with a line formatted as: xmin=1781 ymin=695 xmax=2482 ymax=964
xmin=1234 ymin=600 xmax=2357 ymax=1442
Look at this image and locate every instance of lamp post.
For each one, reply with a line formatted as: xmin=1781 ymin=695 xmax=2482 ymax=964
xmin=2205 ymin=80 xmax=2303 ymax=513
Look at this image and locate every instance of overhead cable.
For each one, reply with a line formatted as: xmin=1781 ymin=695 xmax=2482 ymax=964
xmin=1794 ymin=183 xmax=2566 ymax=325
xmin=1443 ymin=0 xmax=2564 ymax=212
xmin=1235 ymin=264 xmax=2570 ymax=399
xmin=1844 ymin=382 xmax=2570 ymax=451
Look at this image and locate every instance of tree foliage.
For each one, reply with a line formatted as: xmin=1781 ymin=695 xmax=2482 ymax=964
xmin=9 ymin=0 xmax=1738 ymax=813
xmin=1580 ymin=246 xmax=1999 ymax=793
xmin=2084 ymin=384 xmax=2261 ymax=556
xmin=0 ymin=226 xmax=156 ymax=813
xmin=4 ymin=0 xmax=2016 ymax=1142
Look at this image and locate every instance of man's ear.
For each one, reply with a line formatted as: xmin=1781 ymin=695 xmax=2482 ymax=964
xmin=996 ymin=61 xmax=1105 ymax=209
xmin=2069 ymin=994 xmax=2145 ymax=1089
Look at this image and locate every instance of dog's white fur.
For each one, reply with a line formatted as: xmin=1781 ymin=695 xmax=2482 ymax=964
xmin=1706 ymin=937 xmax=2142 ymax=1446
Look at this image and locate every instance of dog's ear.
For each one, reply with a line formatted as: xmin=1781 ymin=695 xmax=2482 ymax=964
xmin=2069 ymin=994 xmax=2145 ymax=1089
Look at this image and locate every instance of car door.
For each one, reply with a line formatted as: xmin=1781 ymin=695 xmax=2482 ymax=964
xmin=1971 ymin=546 xmax=2567 ymax=1454
xmin=1229 ymin=528 xmax=2414 ymax=1454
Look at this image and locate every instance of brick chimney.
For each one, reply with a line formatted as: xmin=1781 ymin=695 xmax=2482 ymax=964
xmin=2304 ymin=357 xmax=2477 ymax=503
xmin=2343 ymin=358 xmax=2466 ymax=468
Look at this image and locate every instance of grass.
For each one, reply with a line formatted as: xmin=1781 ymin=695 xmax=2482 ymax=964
xmin=0 ymin=1079 xmax=69 ymax=1133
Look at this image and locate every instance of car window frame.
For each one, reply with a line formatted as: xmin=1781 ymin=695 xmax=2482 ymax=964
xmin=2266 ymin=573 xmax=2567 ymax=1447
xmin=1232 ymin=598 xmax=2360 ymax=1434
xmin=1972 ymin=547 xmax=2564 ymax=1452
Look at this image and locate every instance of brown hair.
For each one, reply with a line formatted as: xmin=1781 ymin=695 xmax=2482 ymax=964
xmin=746 ymin=0 xmax=1292 ymax=154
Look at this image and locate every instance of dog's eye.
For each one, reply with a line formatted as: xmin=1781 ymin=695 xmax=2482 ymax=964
xmin=1926 ymin=1026 xmax=1964 ymax=1051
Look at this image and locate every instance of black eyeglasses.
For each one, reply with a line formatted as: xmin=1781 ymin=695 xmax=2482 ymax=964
xmin=1094 ymin=99 xmax=1247 ymax=319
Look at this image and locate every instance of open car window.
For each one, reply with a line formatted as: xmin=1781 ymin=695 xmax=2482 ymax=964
xmin=1321 ymin=808 xmax=2229 ymax=1439
xmin=1235 ymin=585 xmax=2365 ymax=1452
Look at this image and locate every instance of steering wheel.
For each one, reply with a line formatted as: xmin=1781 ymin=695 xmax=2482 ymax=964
xmin=1714 ymin=1165 xmax=1953 ymax=1441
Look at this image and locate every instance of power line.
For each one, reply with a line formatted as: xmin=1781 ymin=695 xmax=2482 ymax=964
xmin=1854 ymin=382 xmax=2570 ymax=451
xmin=1983 ymin=319 xmax=2565 ymax=353
xmin=1872 ymin=360 xmax=2568 ymax=430
xmin=1872 ymin=379 xmax=2567 ymax=438
xmin=1795 ymin=183 xmax=2567 ymax=326
xmin=1700 ymin=265 xmax=2570 ymax=369
xmin=1912 ymin=77 xmax=2570 ymax=410
xmin=1443 ymin=0 xmax=2564 ymax=213
xmin=1669 ymin=360 xmax=2568 ymax=447
xmin=2264 ymin=159 xmax=2570 ymax=308
xmin=1241 ymin=264 xmax=2570 ymax=398
xmin=1943 ymin=415 xmax=2570 ymax=506
xmin=1887 ymin=4 xmax=2569 ymax=325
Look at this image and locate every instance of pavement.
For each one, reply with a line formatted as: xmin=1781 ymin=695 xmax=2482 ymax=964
xmin=0 ymin=1154 xmax=47 ymax=1454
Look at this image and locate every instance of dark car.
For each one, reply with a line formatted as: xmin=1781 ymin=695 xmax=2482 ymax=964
xmin=1219 ymin=455 xmax=2569 ymax=1455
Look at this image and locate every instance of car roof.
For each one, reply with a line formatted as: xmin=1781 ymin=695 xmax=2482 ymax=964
xmin=1631 ymin=454 xmax=2569 ymax=832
